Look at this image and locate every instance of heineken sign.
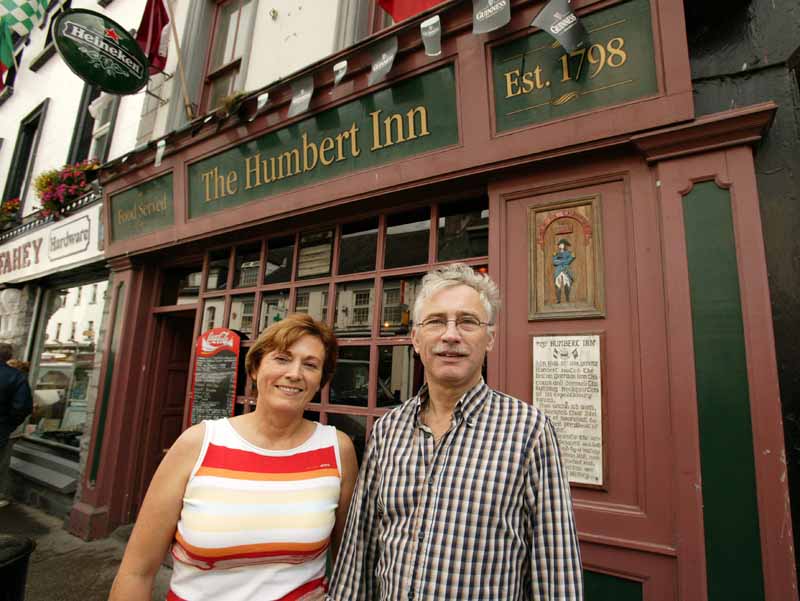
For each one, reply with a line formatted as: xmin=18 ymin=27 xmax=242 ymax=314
xmin=53 ymin=9 xmax=148 ymax=95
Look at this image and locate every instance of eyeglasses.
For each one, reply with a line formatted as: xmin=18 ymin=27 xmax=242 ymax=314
xmin=417 ymin=316 xmax=492 ymax=334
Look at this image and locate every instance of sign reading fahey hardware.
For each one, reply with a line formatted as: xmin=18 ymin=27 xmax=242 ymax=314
xmin=53 ymin=9 xmax=149 ymax=95
xmin=0 ymin=203 xmax=104 ymax=285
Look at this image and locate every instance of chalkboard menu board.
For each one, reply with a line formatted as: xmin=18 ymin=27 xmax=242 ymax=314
xmin=190 ymin=328 xmax=241 ymax=424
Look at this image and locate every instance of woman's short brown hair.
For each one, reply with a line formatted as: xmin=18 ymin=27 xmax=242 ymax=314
xmin=245 ymin=313 xmax=338 ymax=387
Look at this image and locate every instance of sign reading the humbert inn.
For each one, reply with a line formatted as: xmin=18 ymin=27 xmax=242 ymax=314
xmin=53 ymin=9 xmax=148 ymax=95
xmin=109 ymin=173 xmax=173 ymax=242
xmin=492 ymin=0 xmax=657 ymax=133
xmin=188 ymin=65 xmax=458 ymax=219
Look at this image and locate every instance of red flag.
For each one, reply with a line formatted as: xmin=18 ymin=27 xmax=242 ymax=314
xmin=136 ymin=0 xmax=170 ymax=75
xmin=378 ymin=0 xmax=446 ymax=22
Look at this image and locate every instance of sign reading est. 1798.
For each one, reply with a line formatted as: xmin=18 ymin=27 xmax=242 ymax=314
xmin=188 ymin=65 xmax=458 ymax=219
xmin=492 ymin=0 xmax=657 ymax=132
xmin=53 ymin=9 xmax=149 ymax=95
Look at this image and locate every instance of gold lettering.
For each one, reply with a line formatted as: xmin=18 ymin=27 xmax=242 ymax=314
xmin=319 ymin=137 xmax=335 ymax=166
xmin=504 ymin=69 xmax=521 ymax=98
xmin=277 ymin=149 xmax=300 ymax=179
xmin=245 ymin=153 xmax=261 ymax=189
xmin=302 ymin=132 xmax=318 ymax=172
xmin=370 ymin=110 xmax=383 ymax=150
xmin=335 ymin=131 xmax=348 ymax=162
xmin=226 ymin=170 xmax=238 ymax=195
xmin=201 ymin=170 xmax=215 ymax=202
xmin=348 ymin=123 xmax=361 ymax=157
xmin=522 ymin=71 xmax=535 ymax=94
xmin=383 ymin=113 xmax=405 ymax=147
xmin=405 ymin=106 xmax=429 ymax=141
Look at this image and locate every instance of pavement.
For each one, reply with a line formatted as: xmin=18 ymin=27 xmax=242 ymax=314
xmin=0 ymin=502 xmax=172 ymax=601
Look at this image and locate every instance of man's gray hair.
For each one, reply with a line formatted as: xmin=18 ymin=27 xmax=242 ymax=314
xmin=413 ymin=263 xmax=502 ymax=324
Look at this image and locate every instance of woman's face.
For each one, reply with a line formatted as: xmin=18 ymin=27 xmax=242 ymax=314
xmin=251 ymin=334 xmax=326 ymax=415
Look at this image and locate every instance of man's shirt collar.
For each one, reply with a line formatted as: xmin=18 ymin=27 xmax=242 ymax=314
xmin=413 ymin=378 xmax=490 ymax=428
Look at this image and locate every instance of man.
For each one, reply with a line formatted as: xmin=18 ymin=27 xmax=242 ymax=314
xmin=553 ymin=238 xmax=575 ymax=304
xmin=328 ymin=263 xmax=583 ymax=600
xmin=0 ymin=343 xmax=32 ymax=508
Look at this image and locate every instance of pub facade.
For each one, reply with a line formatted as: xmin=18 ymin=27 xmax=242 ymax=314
xmin=69 ymin=1 xmax=796 ymax=599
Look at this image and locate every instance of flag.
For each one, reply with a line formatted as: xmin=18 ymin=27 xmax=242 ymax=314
xmin=378 ymin=0 xmax=446 ymax=22
xmin=0 ymin=16 xmax=14 ymax=92
xmin=136 ymin=0 xmax=170 ymax=75
xmin=0 ymin=0 xmax=47 ymax=36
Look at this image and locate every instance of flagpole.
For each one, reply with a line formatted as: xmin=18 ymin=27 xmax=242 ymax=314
xmin=163 ymin=0 xmax=194 ymax=121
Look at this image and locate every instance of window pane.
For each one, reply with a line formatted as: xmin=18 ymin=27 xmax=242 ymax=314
xmin=295 ymin=285 xmax=329 ymax=322
xmin=208 ymin=71 xmax=236 ymax=110
xmin=380 ymin=275 xmax=422 ymax=337
xmin=265 ymin=236 xmax=294 ymax=284
xmin=327 ymin=413 xmax=367 ymax=466
xmin=339 ymin=218 xmax=378 ymax=275
xmin=230 ymin=294 xmax=256 ymax=336
xmin=335 ymin=281 xmax=374 ymax=338
xmin=202 ymin=298 xmax=225 ymax=332
xmin=29 ymin=281 xmax=108 ymax=447
xmin=297 ymin=230 xmax=333 ymax=279
xmin=330 ymin=346 xmax=370 ymax=407
xmin=210 ymin=1 xmax=239 ymax=70
xmin=384 ymin=208 xmax=430 ymax=269
xmin=259 ymin=290 xmax=289 ymax=332
xmin=234 ymin=0 xmax=254 ymax=59
xmin=438 ymin=197 xmax=489 ymax=261
xmin=206 ymin=250 xmax=230 ymax=290
xmin=160 ymin=266 xmax=202 ymax=306
xmin=234 ymin=243 xmax=261 ymax=288
xmin=378 ymin=345 xmax=423 ymax=408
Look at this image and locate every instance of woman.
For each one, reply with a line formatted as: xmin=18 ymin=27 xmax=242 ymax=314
xmin=110 ymin=313 xmax=358 ymax=601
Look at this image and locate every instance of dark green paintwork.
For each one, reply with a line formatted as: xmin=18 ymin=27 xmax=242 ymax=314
xmin=492 ymin=0 xmax=657 ymax=132
xmin=109 ymin=173 xmax=174 ymax=242
xmin=90 ymin=281 xmax=125 ymax=484
xmin=682 ymin=181 xmax=765 ymax=600
xmin=53 ymin=9 xmax=148 ymax=95
xmin=584 ymin=570 xmax=643 ymax=601
xmin=187 ymin=65 xmax=459 ymax=219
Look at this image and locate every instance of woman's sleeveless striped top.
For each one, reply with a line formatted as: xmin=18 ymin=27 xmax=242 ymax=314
xmin=167 ymin=418 xmax=341 ymax=601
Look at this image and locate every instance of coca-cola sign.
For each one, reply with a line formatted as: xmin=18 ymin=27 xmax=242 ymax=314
xmin=190 ymin=328 xmax=241 ymax=424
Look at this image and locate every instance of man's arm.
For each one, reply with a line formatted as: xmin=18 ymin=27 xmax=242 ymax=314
xmin=327 ymin=427 xmax=382 ymax=601
xmin=10 ymin=374 xmax=32 ymax=430
xmin=525 ymin=415 xmax=584 ymax=601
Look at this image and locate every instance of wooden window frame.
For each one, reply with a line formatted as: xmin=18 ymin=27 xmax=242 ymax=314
xmin=200 ymin=0 xmax=249 ymax=113
xmin=191 ymin=195 xmax=488 ymax=441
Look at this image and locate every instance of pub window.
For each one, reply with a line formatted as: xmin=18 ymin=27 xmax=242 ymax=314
xmin=136 ymin=74 xmax=165 ymax=145
xmin=67 ymin=83 xmax=101 ymax=164
xmin=74 ymin=287 xmax=82 ymax=306
xmin=196 ymin=197 xmax=488 ymax=463
xmin=29 ymin=0 xmax=71 ymax=72
xmin=87 ymin=93 xmax=120 ymax=163
xmin=28 ymin=280 xmax=109 ymax=448
xmin=3 ymin=99 xmax=49 ymax=213
xmin=90 ymin=284 xmax=98 ymax=304
xmin=202 ymin=0 xmax=255 ymax=112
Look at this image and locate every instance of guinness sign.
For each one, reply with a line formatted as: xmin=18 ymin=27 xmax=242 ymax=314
xmin=53 ymin=9 xmax=149 ymax=95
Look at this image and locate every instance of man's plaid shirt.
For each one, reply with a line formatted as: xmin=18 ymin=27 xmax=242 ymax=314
xmin=328 ymin=380 xmax=583 ymax=601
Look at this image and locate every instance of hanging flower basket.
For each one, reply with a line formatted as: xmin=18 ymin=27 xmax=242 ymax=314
xmin=0 ymin=198 xmax=20 ymax=227
xmin=34 ymin=159 xmax=100 ymax=218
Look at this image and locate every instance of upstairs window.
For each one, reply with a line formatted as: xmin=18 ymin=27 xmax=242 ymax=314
xmin=2 ymin=100 xmax=49 ymax=213
xmin=67 ymin=84 xmax=100 ymax=164
xmin=202 ymin=0 xmax=254 ymax=111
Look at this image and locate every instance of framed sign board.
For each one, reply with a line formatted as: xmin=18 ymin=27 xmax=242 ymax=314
xmin=532 ymin=333 xmax=606 ymax=488
xmin=528 ymin=195 xmax=605 ymax=320
xmin=190 ymin=328 xmax=241 ymax=425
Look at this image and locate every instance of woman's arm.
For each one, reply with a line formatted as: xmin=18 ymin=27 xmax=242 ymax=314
xmin=330 ymin=430 xmax=358 ymax=561
xmin=108 ymin=423 xmax=205 ymax=601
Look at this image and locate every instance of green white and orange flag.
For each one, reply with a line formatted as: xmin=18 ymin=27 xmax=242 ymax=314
xmin=0 ymin=0 xmax=47 ymax=36
xmin=0 ymin=16 xmax=16 ymax=92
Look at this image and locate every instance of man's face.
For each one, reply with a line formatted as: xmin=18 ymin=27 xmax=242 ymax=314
xmin=412 ymin=284 xmax=495 ymax=392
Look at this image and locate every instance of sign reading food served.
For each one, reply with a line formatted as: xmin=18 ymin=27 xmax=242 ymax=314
xmin=190 ymin=328 xmax=241 ymax=425
xmin=532 ymin=334 xmax=604 ymax=486
xmin=109 ymin=173 xmax=174 ymax=242
xmin=187 ymin=65 xmax=459 ymax=219
xmin=53 ymin=9 xmax=149 ymax=95
xmin=492 ymin=0 xmax=657 ymax=132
